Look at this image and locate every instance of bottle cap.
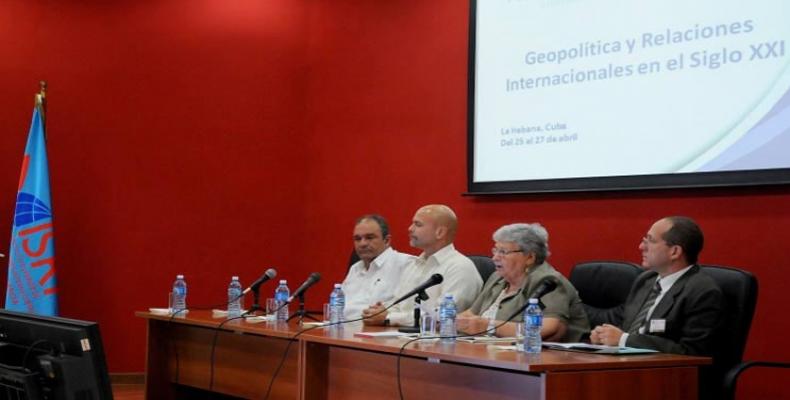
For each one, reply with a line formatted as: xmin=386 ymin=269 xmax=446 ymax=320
xmin=334 ymin=283 xmax=342 ymax=288
xmin=176 ymin=274 xmax=184 ymax=279
xmin=232 ymin=276 xmax=239 ymax=280
xmin=444 ymin=294 xmax=454 ymax=299
xmin=280 ymin=279 xmax=287 ymax=284
xmin=528 ymin=298 xmax=538 ymax=304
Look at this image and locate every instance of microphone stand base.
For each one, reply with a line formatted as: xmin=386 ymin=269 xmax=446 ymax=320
xmin=287 ymin=293 xmax=321 ymax=322
xmin=287 ymin=310 xmax=321 ymax=322
xmin=243 ymin=305 xmax=262 ymax=317
xmin=398 ymin=326 xmax=420 ymax=334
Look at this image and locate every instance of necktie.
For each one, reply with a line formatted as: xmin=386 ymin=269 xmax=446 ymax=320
xmin=628 ymin=280 xmax=662 ymax=334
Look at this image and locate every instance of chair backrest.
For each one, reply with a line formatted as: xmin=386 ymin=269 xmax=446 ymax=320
xmin=569 ymin=260 xmax=643 ymax=327
xmin=468 ymin=255 xmax=496 ymax=283
xmin=698 ymin=265 xmax=758 ymax=369
xmin=347 ymin=249 xmax=360 ymax=272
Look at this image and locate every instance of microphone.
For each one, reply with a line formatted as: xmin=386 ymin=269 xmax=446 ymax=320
xmin=531 ymin=278 xmax=558 ymax=300
xmin=287 ymin=273 xmax=321 ymax=303
xmin=506 ymin=278 xmax=559 ymax=320
xmin=391 ymin=274 xmax=444 ymax=306
xmin=243 ymin=268 xmax=277 ymax=295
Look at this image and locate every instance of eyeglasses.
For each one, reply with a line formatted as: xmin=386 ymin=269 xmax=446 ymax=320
xmin=641 ymin=235 xmax=664 ymax=245
xmin=491 ymin=247 xmax=523 ymax=256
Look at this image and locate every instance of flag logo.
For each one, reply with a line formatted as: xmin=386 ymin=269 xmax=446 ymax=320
xmin=14 ymin=192 xmax=53 ymax=226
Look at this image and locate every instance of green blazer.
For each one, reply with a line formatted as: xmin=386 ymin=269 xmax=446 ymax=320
xmin=467 ymin=262 xmax=589 ymax=342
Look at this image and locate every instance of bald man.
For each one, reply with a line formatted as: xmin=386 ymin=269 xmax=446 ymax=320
xmin=363 ymin=204 xmax=483 ymax=326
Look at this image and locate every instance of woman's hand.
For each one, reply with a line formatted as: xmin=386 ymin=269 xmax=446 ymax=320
xmin=456 ymin=315 xmax=491 ymax=335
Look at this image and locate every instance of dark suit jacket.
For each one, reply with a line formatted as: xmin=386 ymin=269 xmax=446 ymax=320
xmin=610 ymin=265 xmax=724 ymax=356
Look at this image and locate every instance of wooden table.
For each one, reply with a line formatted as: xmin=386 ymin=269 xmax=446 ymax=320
xmin=137 ymin=311 xmax=710 ymax=400
xmin=138 ymin=310 xmax=301 ymax=399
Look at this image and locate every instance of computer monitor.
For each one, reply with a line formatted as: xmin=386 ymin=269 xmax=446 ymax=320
xmin=0 ymin=309 xmax=113 ymax=400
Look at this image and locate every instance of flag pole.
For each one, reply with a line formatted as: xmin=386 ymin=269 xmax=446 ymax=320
xmin=35 ymin=80 xmax=47 ymax=127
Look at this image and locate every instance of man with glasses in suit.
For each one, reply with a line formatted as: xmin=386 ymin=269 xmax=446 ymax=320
xmin=590 ymin=216 xmax=723 ymax=354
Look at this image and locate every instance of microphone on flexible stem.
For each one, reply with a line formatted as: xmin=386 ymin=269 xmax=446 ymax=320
xmin=245 ymin=268 xmax=277 ymax=314
xmin=532 ymin=279 xmax=558 ymax=305
xmin=395 ymin=274 xmax=444 ymax=334
xmin=391 ymin=274 xmax=444 ymax=306
xmin=285 ymin=273 xmax=322 ymax=323
xmin=243 ymin=268 xmax=278 ymax=295
xmin=506 ymin=278 xmax=559 ymax=321
xmin=287 ymin=273 xmax=321 ymax=303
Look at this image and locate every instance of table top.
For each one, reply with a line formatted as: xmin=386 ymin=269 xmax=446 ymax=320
xmin=137 ymin=310 xmax=711 ymax=373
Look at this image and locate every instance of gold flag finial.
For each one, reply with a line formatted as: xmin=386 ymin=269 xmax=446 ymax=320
xmin=35 ymin=80 xmax=47 ymax=124
xmin=36 ymin=81 xmax=47 ymax=104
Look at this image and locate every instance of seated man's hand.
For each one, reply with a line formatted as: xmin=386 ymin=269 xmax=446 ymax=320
xmin=590 ymin=324 xmax=624 ymax=346
xmin=362 ymin=302 xmax=387 ymax=326
xmin=456 ymin=316 xmax=491 ymax=335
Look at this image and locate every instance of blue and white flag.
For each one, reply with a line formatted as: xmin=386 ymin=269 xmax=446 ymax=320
xmin=4 ymin=104 xmax=58 ymax=315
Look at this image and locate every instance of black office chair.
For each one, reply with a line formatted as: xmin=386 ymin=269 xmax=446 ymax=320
xmin=468 ymin=255 xmax=496 ymax=283
xmin=569 ymin=260 xmax=643 ymax=328
xmin=697 ymin=264 xmax=761 ymax=400
xmin=347 ymin=249 xmax=360 ymax=273
xmin=723 ymin=361 xmax=790 ymax=399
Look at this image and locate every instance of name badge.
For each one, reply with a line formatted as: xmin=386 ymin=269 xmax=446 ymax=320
xmin=649 ymin=319 xmax=666 ymax=333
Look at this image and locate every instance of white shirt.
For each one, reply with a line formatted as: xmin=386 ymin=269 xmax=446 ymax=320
xmin=481 ymin=289 xmax=511 ymax=335
xmin=342 ymin=247 xmax=415 ymax=319
xmin=386 ymin=244 xmax=483 ymax=326
xmin=619 ymin=265 xmax=694 ymax=347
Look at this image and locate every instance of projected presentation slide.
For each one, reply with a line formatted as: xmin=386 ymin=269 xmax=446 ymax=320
xmin=472 ymin=0 xmax=790 ymax=188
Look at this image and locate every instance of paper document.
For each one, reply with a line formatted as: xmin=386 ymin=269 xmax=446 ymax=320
xmin=301 ymin=321 xmax=329 ymax=328
xmin=543 ymin=342 xmax=658 ymax=355
xmin=149 ymin=308 xmax=188 ymax=316
xmin=457 ymin=336 xmax=518 ymax=344
xmin=354 ymin=331 xmax=409 ymax=338
xmin=211 ymin=309 xmax=250 ymax=318
xmin=244 ymin=315 xmax=275 ymax=323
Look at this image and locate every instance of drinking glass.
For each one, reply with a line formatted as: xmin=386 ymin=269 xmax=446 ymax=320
xmin=420 ymin=312 xmax=436 ymax=337
xmin=265 ymin=298 xmax=277 ymax=316
xmin=515 ymin=322 xmax=525 ymax=340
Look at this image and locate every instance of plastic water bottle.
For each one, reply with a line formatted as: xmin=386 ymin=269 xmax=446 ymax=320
xmin=439 ymin=294 xmax=457 ymax=342
xmin=172 ymin=274 xmax=187 ymax=314
xmin=329 ymin=283 xmax=346 ymax=324
xmin=227 ymin=276 xmax=243 ymax=318
xmin=171 ymin=275 xmax=187 ymax=315
xmin=274 ymin=280 xmax=290 ymax=321
xmin=523 ymin=298 xmax=543 ymax=353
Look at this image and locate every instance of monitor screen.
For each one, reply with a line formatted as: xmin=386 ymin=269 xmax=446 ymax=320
xmin=468 ymin=0 xmax=790 ymax=193
xmin=0 ymin=309 xmax=113 ymax=400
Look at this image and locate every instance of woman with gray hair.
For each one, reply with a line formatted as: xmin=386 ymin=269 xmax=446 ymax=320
xmin=457 ymin=223 xmax=588 ymax=341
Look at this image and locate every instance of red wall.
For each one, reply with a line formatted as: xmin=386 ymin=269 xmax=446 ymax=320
xmin=0 ymin=2 xmax=787 ymax=397
xmin=0 ymin=0 xmax=312 ymax=376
